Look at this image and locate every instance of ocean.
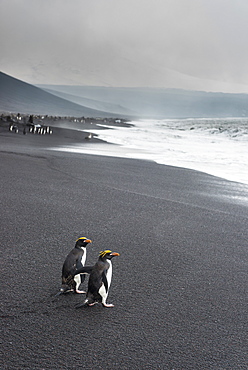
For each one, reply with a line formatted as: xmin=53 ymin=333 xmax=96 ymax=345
xmin=54 ymin=117 xmax=248 ymax=185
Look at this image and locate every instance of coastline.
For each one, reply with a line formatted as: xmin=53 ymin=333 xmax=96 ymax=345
xmin=1 ymin=118 xmax=248 ymax=369
xmin=2 ymin=114 xmax=248 ymax=186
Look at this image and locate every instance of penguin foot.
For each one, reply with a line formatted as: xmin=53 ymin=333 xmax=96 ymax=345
xmin=102 ymin=303 xmax=114 ymax=308
xmin=88 ymin=302 xmax=98 ymax=306
xmin=54 ymin=288 xmax=72 ymax=297
xmin=75 ymin=289 xmax=86 ymax=294
xmin=64 ymin=288 xmax=74 ymax=294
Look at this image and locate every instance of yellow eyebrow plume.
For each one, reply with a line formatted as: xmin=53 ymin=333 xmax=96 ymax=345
xmin=99 ymin=250 xmax=112 ymax=258
xmin=76 ymin=237 xmax=87 ymax=242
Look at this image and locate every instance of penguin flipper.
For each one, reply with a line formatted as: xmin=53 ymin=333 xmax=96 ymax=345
xmin=73 ymin=265 xmax=93 ymax=276
xmin=65 ymin=266 xmax=93 ymax=286
xmin=80 ymin=274 xmax=86 ymax=285
xmin=76 ymin=257 xmax=84 ymax=270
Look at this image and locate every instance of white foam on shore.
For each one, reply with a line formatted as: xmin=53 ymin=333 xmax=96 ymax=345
xmin=50 ymin=118 xmax=248 ymax=185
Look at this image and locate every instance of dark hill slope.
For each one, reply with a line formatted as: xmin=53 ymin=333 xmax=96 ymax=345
xmin=0 ymin=72 xmax=123 ymax=117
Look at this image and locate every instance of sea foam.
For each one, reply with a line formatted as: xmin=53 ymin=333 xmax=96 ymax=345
xmin=52 ymin=118 xmax=248 ymax=185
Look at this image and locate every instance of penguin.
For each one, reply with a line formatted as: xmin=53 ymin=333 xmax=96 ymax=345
xmin=85 ymin=133 xmax=93 ymax=140
xmin=70 ymin=250 xmax=120 ymax=307
xmin=57 ymin=237 xmax=92 ymax=296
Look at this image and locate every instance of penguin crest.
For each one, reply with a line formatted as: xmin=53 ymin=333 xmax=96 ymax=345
xmin=75 ymin=237 xmax=92 ymax=249
xmin=99 ymin=250 xmax=112 ymax=258
xmin=76 ymin=237 xmax=88 ymax=242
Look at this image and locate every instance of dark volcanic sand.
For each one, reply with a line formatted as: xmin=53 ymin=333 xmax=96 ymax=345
xmin=1 ymin=124 xmax=248 ymax=369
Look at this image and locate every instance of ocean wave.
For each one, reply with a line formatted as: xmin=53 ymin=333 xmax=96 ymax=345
xmin=55 ymin=117 xmax=248 ymax=185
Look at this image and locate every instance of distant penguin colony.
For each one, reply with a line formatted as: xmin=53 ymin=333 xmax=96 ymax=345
xmin=67 ymin=250 xmax=120 ymax=308
xmin=57 ymin=237 xmax=92 ymax=295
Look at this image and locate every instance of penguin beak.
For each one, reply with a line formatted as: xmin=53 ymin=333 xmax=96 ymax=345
xmin=110 ymin=252 xmax=120 ymax=256
xmin=85 ymin=239 xmax=92 ymax=243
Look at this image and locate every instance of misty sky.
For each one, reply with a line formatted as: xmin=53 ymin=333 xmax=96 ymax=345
xmin=1 ymin=0 xmax=248 ymax=93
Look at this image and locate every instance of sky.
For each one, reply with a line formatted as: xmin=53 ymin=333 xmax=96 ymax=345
xmin=1 ymin=0 xmax=248 ymax=93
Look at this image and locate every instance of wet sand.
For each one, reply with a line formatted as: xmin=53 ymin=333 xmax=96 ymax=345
xmin=1 ymin=123 xmax=248 ymax=369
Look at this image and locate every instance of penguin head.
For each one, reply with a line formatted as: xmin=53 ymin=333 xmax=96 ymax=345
xmin=75 ymin=237 xmax=92 ymax=249
xmin=99 ymin=250 xmax=120 ymax=260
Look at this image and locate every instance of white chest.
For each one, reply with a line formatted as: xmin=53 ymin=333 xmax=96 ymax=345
xmin=80 ymin=247 xmax=86 ymax=266
xmin=106 ymin=260 xmax=112 ymax=285
xmin=99 ymin=260 xmax=112 ymax=303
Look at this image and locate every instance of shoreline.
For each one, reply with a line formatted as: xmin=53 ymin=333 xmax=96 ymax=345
xmin=1 ymin=119 xmax=248 ymax=369
xmin=1 ymin=114 xmax=248 ymax=187
xmin=2 ymin=113 xmax=248 ymax=188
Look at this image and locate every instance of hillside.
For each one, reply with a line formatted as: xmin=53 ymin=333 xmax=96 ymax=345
xmin=1 ymin=71 xmax=247 ymax=118
xmin=38 ymin=84 xmax=248 ymax=118
xmin=0 ymin=72 xmax=126 ymax=117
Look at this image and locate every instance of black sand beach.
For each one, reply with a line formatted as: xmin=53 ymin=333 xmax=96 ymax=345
xmin=1 ymin=122 xmax=248 ymax=369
